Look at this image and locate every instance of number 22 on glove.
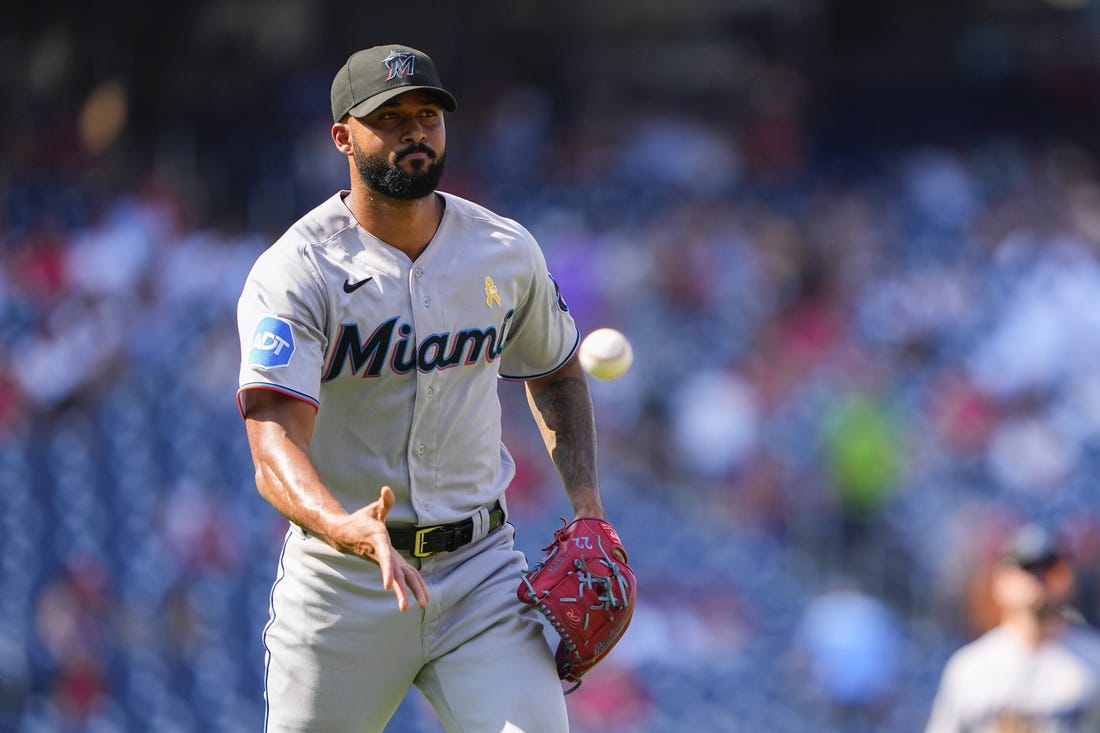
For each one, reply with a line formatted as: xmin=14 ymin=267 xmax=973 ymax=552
xmin=517 ymin=517 xmax=637 ymax=690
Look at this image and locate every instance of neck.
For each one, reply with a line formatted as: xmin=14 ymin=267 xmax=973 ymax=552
xmin=345 ymin=183 xmax=444 ymax=260
xmin=1003 ymin=608 xmax=1066 ymax=648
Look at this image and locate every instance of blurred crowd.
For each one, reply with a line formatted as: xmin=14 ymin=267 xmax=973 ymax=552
xmin=7 ymin=4 xmax=1100 ymax=732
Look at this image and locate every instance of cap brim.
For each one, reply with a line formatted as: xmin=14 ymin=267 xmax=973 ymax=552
xmin=346 ymin=86 xmax=457 ymax=119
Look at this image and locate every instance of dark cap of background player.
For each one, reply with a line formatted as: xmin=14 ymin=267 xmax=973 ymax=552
xmin=331 ymin=44 xmax=457 ymax=123
xmin=1001 ymin=522 xmax=1064 ymax=571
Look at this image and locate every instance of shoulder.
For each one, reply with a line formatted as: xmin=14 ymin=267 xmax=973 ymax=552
xmin=941 ymin=627 xmax=1013 ymax=681
xmin=274 ymin=192 xmax=358 ymax=257
xmin=439 ymin=191 xmax=538 ymax=245
xmin=249 ymin=193 xmax=357 ymax=281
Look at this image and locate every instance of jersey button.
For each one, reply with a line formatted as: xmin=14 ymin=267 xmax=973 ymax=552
xmin=416 ymin=443 xmax=426 ymax=456
xmin=422 ymin=297 xmax=431 ymax=307
xmin=426 ymin=387 xmax=435 ymax=398
xmin=414 ymin=267 xmax=424 ymax=278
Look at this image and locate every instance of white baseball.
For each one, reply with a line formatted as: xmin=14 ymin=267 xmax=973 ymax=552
xmin=578 ymin=328 xmax=633 ymax=381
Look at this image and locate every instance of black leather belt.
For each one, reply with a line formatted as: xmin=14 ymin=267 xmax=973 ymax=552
xmin=388 ymin=501 xmax=505 ymax=558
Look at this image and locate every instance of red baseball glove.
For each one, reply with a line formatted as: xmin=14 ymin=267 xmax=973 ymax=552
xmin=518 ymin=518 xmax=636 ymax=688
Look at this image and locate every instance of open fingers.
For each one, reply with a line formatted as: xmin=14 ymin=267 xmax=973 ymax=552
xmin=402 ymin=564 xmax=430 ymax=609
xmin=361 ymin=487 xmax=429 ymax=611
xmin=392 ymin=563 xmax=430 ymax=612
xmin=374 ymin=542 xmax=400 ymax=601
xmin=378 ymin=550 xmax=429 ymax=612
xmin=389 ymin=570 xmax=411 ymax=613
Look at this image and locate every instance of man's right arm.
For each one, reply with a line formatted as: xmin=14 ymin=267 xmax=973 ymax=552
xmin=241 ymin=388 xmax=428 ymax=611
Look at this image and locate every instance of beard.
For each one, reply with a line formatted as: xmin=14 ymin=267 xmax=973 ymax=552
xmin=353 ymin=143 xmax=446 ymax=200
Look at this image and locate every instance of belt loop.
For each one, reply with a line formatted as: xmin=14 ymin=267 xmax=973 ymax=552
xmin=469 ymin=504 xmax=489 ymax=544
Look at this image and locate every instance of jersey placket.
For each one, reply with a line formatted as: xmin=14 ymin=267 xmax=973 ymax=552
xmin=406 ymin=262 xmax=443 ymax=524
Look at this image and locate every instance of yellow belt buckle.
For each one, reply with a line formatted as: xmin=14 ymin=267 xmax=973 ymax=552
xmin=413 ymin=526 xmax=440 ymax=558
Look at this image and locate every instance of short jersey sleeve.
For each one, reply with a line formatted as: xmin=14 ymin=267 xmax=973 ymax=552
xmin=497 ymin=238 xmax=579 ymax=380
xmin=237 ymin=245 xmax=329 ymax=411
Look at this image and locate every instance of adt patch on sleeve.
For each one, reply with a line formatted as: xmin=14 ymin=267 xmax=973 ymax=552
xmin=249 ymin=316 xmax=296 ymax=368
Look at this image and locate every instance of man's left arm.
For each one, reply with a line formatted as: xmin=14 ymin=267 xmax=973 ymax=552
xmin=520 ymin=353 xmax=637 ymax=685
xmin=524 ymin=353 xmax=605 ymax=520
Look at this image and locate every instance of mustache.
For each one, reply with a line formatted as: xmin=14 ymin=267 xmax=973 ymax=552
xmin=396 ymin=142 xmax=438 ymax=161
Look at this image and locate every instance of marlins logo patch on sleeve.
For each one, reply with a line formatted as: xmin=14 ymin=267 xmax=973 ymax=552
xmin=249 ymin=316 xmax=296 ymax=368
xmin=549 ymin=274 xmax=569 ymax=312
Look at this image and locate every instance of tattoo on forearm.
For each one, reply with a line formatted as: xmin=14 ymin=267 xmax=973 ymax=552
xmin=531 ymin=375 xmax=598 ymax=496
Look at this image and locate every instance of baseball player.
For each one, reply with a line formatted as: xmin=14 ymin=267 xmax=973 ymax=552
xmin=237 ymin=44 xmax=608 ymax=732
xmin=925 ymin=523 xmax=1100 ymax=732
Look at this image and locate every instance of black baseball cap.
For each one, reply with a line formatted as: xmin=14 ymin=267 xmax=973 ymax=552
xmin=331 ymin=44 xmax=457 ymax=123
xmin=1002 ymin=523 xmax=1063 ymax=569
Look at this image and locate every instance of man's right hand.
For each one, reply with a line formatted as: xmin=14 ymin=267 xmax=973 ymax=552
xmin=242 ymin=390 xmax=429 ymax=612
xmin=329 ymin=485 xmax=430 ymax=612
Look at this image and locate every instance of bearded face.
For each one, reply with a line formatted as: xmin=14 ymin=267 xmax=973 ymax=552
xmin=353 ymin=140 xmax=446 ymax=200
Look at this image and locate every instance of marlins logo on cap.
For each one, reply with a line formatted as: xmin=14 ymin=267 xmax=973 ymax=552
xmin=384 ymin=50 xmax=417 ymax=81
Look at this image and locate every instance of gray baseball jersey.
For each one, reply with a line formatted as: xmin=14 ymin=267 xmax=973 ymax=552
xmin=237 ymin=190 xmax=579 ymax=527
xmin=926 ymin=624 xmax=1100 ymax=732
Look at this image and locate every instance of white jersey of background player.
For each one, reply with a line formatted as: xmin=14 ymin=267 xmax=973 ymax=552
xmin=236 ymin=44 xmax=608 ymax=732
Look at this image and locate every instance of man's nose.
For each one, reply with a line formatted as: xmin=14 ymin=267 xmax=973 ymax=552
xmin=401 ymin=119 xmax=427 ymax=142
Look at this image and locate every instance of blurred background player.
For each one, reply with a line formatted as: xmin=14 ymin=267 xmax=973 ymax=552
xmin=925 ymin=523 xmax=1100 ymax=732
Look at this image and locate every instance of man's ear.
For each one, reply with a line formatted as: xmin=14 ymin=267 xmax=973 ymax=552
xmin=332 ymin=122 xmax=353 ymax=155
xmin=1047 ymin=559 xmax=1075 ymax=599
